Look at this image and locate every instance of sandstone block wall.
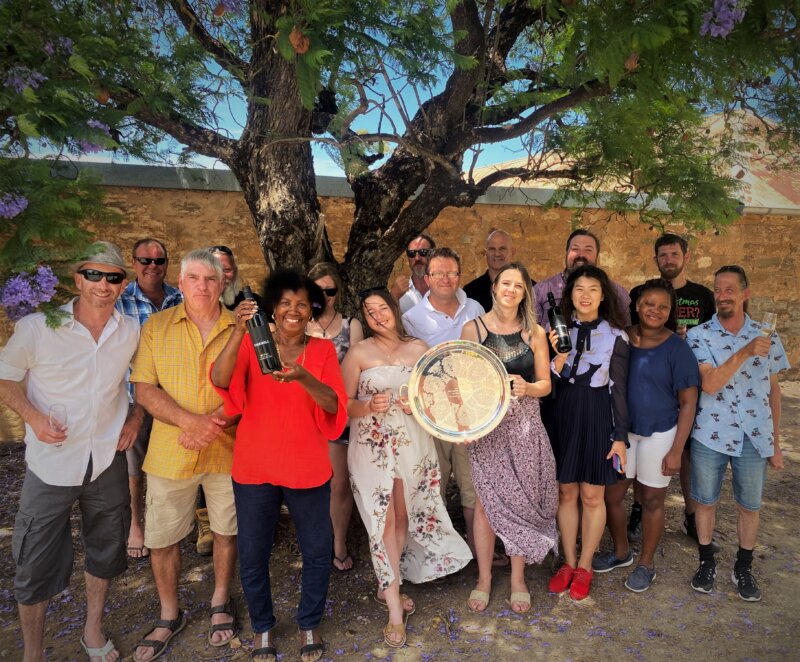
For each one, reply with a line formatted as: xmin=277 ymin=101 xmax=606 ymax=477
xmin=1 ymin=181 xmax=796 ymax=440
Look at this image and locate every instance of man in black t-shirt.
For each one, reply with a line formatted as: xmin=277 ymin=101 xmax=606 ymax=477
xmin=627 ymin=234 xmax=717 ymax=550
xmin=464 ymin=229 xmax=534 ymax=311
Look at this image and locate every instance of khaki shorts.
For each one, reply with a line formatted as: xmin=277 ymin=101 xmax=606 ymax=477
xmin=144 ymin=472 xmax=237 ymax=549
xmin=433 ymin=438 xmax=476 ymax=509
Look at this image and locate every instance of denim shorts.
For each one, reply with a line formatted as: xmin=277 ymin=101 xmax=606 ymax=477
xmin=690 ymin=435 xmax=768 ymax=511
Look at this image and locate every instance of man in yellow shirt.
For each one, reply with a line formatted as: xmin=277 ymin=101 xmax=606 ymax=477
xmin=130 ymin=249 xmax=239 ymax=661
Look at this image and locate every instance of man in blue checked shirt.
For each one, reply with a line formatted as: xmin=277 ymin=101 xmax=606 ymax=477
xmin=686 ymin=265 xmax=789 ymax=602
xmin=115 ymin=237 xmax=182 ymax=560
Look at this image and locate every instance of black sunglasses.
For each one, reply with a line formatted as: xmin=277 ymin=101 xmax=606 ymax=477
xmin=715 ymin=264 xmax=748 ymax=286
xmin=321 ymin=287 xmax=338 ymax=297
xmin=134 ymin=257 xmax=167 ymax=266
xmin=208 ymin=245 xmax=234 ymax=256
xmin=406 ymin=248 xmax=431 ymax=258
xmin=78 ymin=269 xmax=125 ymax=284
xmin=359 ymin=285 xmax=388 ymax=301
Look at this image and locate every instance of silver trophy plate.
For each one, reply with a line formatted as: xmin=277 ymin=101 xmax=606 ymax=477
xmin=406 ymin=340 xmax=511 ymax=443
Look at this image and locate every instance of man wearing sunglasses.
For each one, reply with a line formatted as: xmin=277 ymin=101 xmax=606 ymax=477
xmin=116 ymin=238 xmax=183 ymax=563
xmin=390 ymin=234 xmax=436 ymax=314
xmin=0 ymin=242 xmax=140 ymax=662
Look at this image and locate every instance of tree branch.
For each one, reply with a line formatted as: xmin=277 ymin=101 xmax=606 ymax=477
xmin=113 ymin=88 xmax=238 ymax=163
xmin=473 ymin=166 xmax=577 ymax=191
xmin=167 ymin=0 xmax=248 ymax=85
xmin=473 ymin=80 xmax=610 ymax=144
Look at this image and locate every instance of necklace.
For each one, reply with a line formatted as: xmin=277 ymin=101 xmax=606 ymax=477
xmin=317 ymin=311 xmax=339 ymax=338
xmin=275 ymin=331 xmax=308 ymax=367
xmin=372 ymin=336 xmax=402 ymax=365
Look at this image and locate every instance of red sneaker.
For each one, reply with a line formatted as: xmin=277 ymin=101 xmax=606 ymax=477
xmin=548 ymin=563 xmax=575 ymax=594
xmin=569 ymin=567 xmax=593 ymax=600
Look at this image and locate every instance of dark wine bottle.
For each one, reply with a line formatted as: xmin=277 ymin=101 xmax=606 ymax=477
xmin=243 ymin=286 xmax=281 ymax=373
xmin=547 ymin=292 xmax=572 ymax=353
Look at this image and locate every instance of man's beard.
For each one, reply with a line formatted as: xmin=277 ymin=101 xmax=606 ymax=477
xmin=221 ymin=275 xmax=243 ymax=306
xmin=659 ymin=265 xmax=683 ymax=280
xmin=565 ymin=257 xmax=591 ymax=275
xmin=411 ymin=263 xmax=427 ymax=279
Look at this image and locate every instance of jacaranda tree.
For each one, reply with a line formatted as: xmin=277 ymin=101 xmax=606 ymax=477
xmin=2 ymin=0 xmax=798 ymax=310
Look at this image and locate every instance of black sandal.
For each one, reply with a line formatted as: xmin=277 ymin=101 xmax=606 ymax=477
xmin=299 ymin=629 xmax=325 ymax=662
xmin=251 ymin=629 xmax=277 ymax=661
xmin=133 ymin=612 xmax=186 ymax=662
xmin=208 ymin=598 xmax=239 ymax=647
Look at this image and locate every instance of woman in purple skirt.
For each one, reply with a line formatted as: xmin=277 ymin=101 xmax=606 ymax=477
xmin=460 ymin=262 xmax=558 ymax=613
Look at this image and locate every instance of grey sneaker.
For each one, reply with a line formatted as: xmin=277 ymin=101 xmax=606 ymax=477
xmin=625 ymin=564 xmax=657 ymax=593
xmin=691 ymin=559 xmax=717 ymax=593
xmin=731 ymin=567 xmax=762 ymax=602
xmin=592 ymin=550 xmax=634 ymax=573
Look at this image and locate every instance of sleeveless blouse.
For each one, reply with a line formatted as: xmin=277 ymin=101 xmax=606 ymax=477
xmin=475 ymin=318 xmax=534 ymax=382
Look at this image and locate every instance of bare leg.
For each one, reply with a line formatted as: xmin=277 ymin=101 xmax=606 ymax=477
xmin=468 ymin=499 xmax=494 ymax=611
xmin=694 ymin=502 xmax=716 ymax=546
xmin=83 ymin=572 xmax=119 ymax=661
xmin=209 ymin=533 xmax=238 ymax=644
xmin=133 ymin=544 xmax=181 ymax=662
xmin=638 ymin=485 xmax=667 ymax=568
xmin=380 ymin=479 xmax=407 ymax=644
xmin=128 ymin=475 xmax=146 ymax=557
xmin=737 ymin=506 xmax=760 ymax=549
xmin=557 ymin=483 xmax=580 ymax=567
xmin=680 ymin=448 xmax=696 ymax=516
xmin=577 ymin=483 xmax=607 ymax=571
xmin=329 ymin=443 xmax=354 ymax=569
xmin=19 ymin=601 xmax=48 ymax=662
xmin=509 ymin=556 xmax=529 ymax=612
xmin=463 ymin=506 xmax=475 ymax=557
xmin=604 ymin=478 xmax=632 ymax=559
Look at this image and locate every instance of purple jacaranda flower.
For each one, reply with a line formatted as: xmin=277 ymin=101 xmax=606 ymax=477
xmin=0 ymin=265 xmax=60 ymax=321
xmin=76 ymin=139 xmax=104 ymax=153
xmin=701 ymin=0 xmax=746 ymax=38
xmin=3 ymin=67 xmax=48 ymax=93
xmin=59 ymin=37 xmax=74 ymax=53
xmin=0 ymin=194 xmax=28 ymax=219
xmin=87 ymin=119 xmax=111 ymax=135
xmin=44 ymin=41 xmax=55 ymax=56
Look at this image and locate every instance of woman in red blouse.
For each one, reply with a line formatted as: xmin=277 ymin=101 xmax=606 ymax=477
xmin=211 ymin=269 xmax=347 ymax=662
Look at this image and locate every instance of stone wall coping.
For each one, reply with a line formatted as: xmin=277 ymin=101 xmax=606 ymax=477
xmin=73 ymin=161 xmax=798 ymax=215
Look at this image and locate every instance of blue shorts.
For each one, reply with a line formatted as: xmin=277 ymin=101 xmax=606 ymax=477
xmin=690 ymin=435 xmax=767 ymax=512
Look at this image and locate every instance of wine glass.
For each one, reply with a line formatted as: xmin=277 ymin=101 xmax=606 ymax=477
xmin=48 ymin=404 xmax=67 ymax=449
xmin=761 ymin=312 xmax=777 ymax=338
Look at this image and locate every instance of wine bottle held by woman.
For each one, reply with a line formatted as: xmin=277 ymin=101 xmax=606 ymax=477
xmin=243 ymin=286 xmax=281 ymax=373
xmin=547 ymin=292 xmax=572 ymax=353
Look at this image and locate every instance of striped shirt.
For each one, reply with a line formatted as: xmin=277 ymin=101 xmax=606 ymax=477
xmin=131 ymin=303 xmax=236 ymax=479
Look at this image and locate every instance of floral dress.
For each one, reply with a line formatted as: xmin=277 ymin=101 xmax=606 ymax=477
xmin=349 ymin=365 xmax=472 ymax=589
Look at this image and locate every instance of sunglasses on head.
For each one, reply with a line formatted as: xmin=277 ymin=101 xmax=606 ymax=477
xmin=406 ymin=248 xmax=431 ymax=258
xmin=134 ymin=257 xmax=167 ymax=266
xmin=78 ymin=269 xmax=125 ymax=284
xmin=321 ymin=287 xmax=338 ymax=297
xmin=208 ymin=245 xmax=233 ymax=256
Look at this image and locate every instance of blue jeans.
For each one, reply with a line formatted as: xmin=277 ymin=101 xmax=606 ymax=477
xmin=690 ymin=435 xmax=768 ymax=511
xmin=232 ymin=480 xmax=331 ymax=633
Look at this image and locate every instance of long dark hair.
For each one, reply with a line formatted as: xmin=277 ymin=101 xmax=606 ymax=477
xmin=562 ymin=265 xmax=627 ymax=329
xmin=359 ymin=288 xmax=413 ymax=340
xmin=635 ymin=278 xmax=678 ymax=332
xmin=263 ymin=268 xmax=325 ymax=321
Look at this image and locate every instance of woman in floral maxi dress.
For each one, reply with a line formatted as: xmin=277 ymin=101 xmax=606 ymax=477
xmin=341 ymin=290 xmax=471 ymax=648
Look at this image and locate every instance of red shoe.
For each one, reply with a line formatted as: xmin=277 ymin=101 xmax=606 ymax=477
xmin=548 ymin=563 xmax=575 ymax=594
xmin=569 ymin=567 xmax=593 ymax=600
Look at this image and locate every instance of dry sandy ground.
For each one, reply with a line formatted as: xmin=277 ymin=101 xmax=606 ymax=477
xmin=1 ymin=383 xmax=798 ymax=661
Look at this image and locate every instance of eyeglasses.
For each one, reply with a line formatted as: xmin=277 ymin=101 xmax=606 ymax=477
xmin=207 ymin=245 xmax=233 ymax=256
xmin=406 ymin=249 xmax=431 ymax=258
xmin=428 ymin=271 xmax=459 ymax=280
xmin=358 ymin=285 xmax=388 ymax=301
xmin=321 ymin=287 xmax=338 ymax=297
xmin=715 ymin=265 xmax=748 ymax=286
xmin=78 ymin=269 xmax=125 ymax=284
xmin=134 ymin=257 xmax=167 ymax=266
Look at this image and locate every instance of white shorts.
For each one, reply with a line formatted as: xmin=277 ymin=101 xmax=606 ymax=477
xmin=625 ymin=426 xmax=677 ymax=489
